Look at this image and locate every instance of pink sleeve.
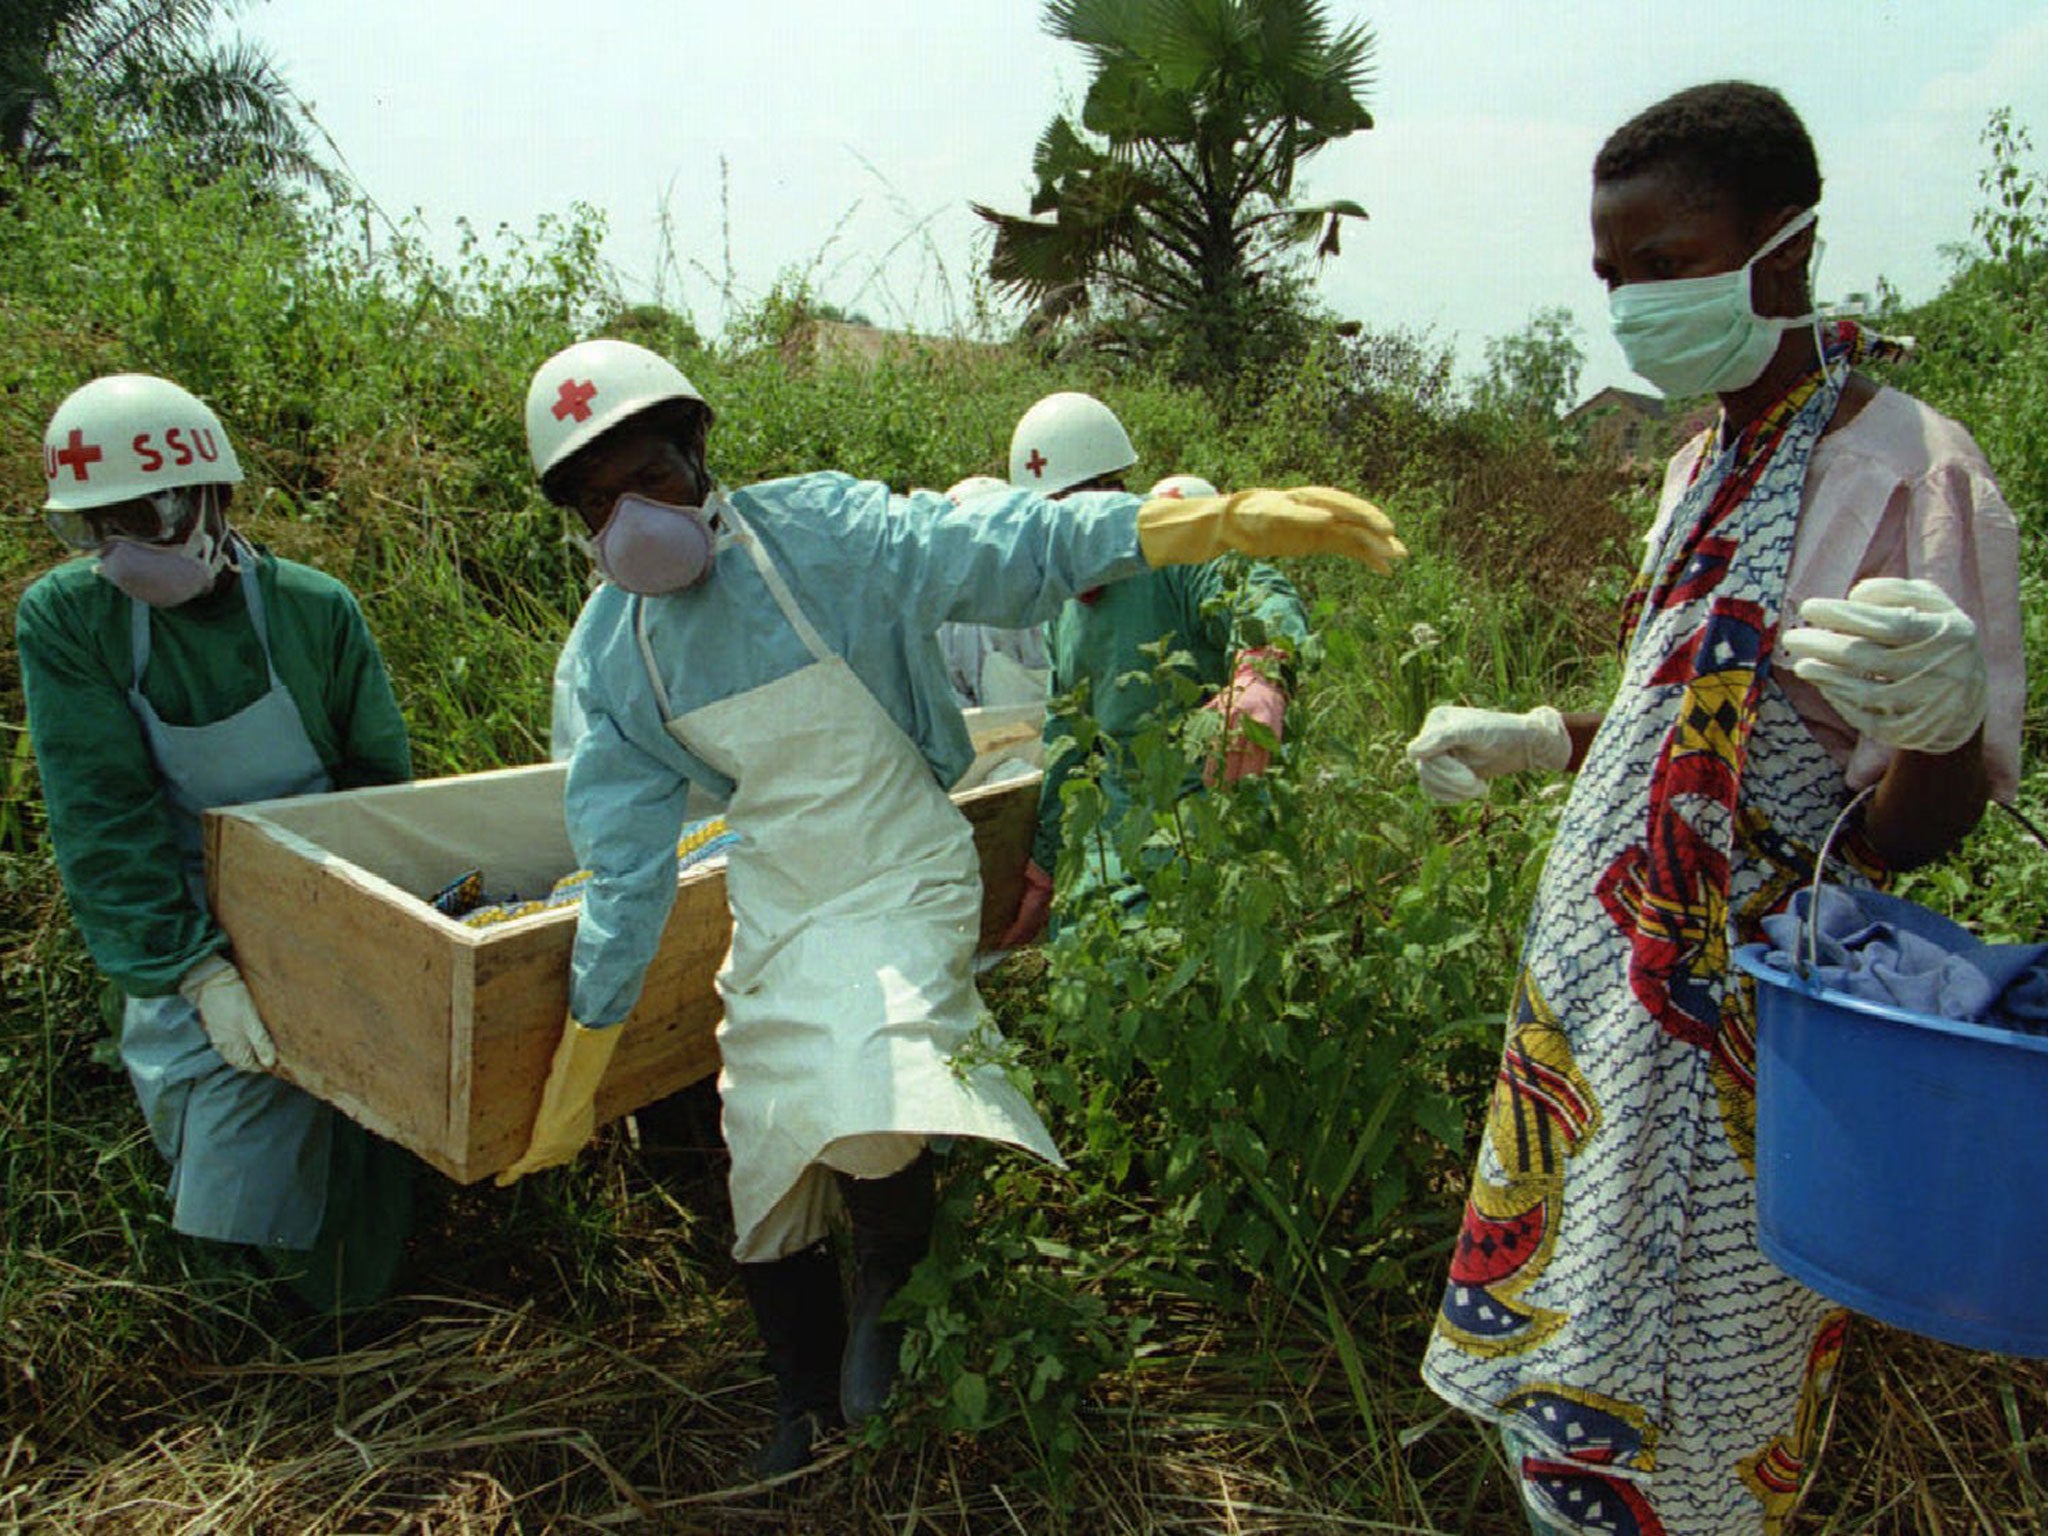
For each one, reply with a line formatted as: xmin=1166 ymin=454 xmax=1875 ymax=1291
xmin=1837 ymin=460 xmax=2025 ymax=801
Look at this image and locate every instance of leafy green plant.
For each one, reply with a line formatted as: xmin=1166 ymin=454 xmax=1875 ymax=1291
xmin=888 ymin=577 xmax=1556 ymax=1482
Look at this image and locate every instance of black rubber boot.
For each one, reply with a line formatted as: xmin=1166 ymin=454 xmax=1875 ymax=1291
xmin=838 ymin=1151 xmax=936 ymax=1425
xmin=737 ymin=1242 xmax=847 ymax=1477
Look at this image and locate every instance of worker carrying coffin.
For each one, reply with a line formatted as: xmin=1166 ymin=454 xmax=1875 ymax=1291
xmin=16 ymin=373 xmax=417 ymax=1313
xmin=502 ymin=337 xmax=1406 ymax=1474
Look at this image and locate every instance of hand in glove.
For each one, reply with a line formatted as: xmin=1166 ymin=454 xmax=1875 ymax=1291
xmin=1405 ymin=704 xmax=1572 ymax=804
xmin=495 ymin=1016 xmax=623 ymax=1185
xmin=1137 ymin=487 xmax=1407 ymax=573
xmin=179 ymin=954 xmax=277 ymax=1073
xmin=1778 ymin=577 xmax=1989 ymax=754
xmin=1202 ymin=651 xmax=1287 ymax=784
xmin=996 ymin=859 xmax=1054 ymax=949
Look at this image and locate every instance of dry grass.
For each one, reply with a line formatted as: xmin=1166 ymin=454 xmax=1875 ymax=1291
xmin=1802 ymin=1325 xmax=2048 ymax=1535
xmin=5 ymin=1143 xmax=2045 ymax=1536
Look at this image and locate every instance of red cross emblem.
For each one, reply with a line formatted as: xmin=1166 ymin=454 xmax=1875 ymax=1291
xmin=552 ymin=377 xmax=598 ymax=423
xmin=52 ymin=428 xmax=103 ymax=482
xmin=1025 ymin=448 xmax=1047 ymax=478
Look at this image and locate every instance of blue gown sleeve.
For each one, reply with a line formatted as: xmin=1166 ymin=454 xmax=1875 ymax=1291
xmin=1175 ymin=560 xmax=1311 ymax=662
xmin=564 ymin=706 xmax=692 ymax=1028
xmin=1238 ymin=562 xmax=1311 ymax=654
xmin=873 ymin=487 xmax=1148 ymax=632
xmin=1032 ymin=619 xmax=1078 ymax=875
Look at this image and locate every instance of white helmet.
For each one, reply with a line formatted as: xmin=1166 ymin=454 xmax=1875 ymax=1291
xmin=1147 ymin=474 xmax=1219 ymax=500
xmin=43 ymin=374 xmax=242 ymax=513
xmin=525 ymin=338 xmax=710 ymax=481
xmin=1008 ymin=391 xmax=1135 ymax=496
xmin=945 ymin=474 xmax=1008 ymax=505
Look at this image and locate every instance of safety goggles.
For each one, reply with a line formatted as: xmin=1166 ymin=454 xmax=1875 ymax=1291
xmin=45 ymin=486 xmax=210 ymax=551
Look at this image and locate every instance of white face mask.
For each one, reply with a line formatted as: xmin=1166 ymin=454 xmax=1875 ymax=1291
xmin=93 ymin=491 xmax=234 ymax=607
xmin=575 ymin=492 xmax=735 ymax=596
xmin=1609 ymin=207 xmax=1819 ymax=398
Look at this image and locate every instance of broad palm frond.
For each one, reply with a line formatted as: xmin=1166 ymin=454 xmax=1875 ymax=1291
xmin=59 ymin=0 xmax=224 ymax=77
xmin=5 ymin=0 xmax=331 ymax=192
xmin=1046 ymin=0 xmax=1147 ymax=60
xmin=150 ymin=42 xmax=337 ymax=193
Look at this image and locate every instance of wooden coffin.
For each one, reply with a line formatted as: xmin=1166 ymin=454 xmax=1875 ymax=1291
xmin=202 ymin=751 xmax=1040 ymax=1184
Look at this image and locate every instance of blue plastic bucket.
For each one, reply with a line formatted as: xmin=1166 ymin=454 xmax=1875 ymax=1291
xmin=1735 ymin=941 xmax=2048 ymax=1356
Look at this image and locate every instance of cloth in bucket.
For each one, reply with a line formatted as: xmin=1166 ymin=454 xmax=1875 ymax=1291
xmin=1758 ymin=886 xmax=2048 ymax=1033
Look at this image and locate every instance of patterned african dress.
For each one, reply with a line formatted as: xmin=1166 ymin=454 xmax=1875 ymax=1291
xmin=1421 ymin=326 xmax=1904 ymax=1536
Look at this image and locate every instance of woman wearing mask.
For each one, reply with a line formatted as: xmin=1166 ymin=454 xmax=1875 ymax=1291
xmin=1407 ymin=83 xmax=2022 ymax=1534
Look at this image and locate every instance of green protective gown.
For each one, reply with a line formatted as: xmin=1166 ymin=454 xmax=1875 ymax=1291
xmin=17 ymin=549 xmax=417 ymax=1310
xmin=1032 ymin=558 xmax=1309 ymax=888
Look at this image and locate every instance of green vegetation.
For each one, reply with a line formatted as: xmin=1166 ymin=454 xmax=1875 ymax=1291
xmin=4 ymin=99 xmax=2048 ymax=1533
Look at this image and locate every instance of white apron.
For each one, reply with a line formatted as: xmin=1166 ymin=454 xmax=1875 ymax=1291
xmin=634 ymin=508 xmax=1061 ymax=1262
xmin=120 ymin=551 xmax=338 ymax=1248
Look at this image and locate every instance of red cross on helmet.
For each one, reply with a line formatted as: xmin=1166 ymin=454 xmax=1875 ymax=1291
xmin=41 ymin=374 xmax=243 ymax=513
xmin=1007 ymin=391 xmax=1135 ymax=496
xmin=525 ymin=338 xmax=711 ymax=480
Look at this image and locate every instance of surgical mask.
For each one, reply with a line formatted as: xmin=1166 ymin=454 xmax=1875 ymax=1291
xmin=583 ymin=492 xmax=731 ymax=595
xmin=94 ymin=503 xmax=232 ymax=607
xmin=1609 ymin=207 xmax=1819 ymax=397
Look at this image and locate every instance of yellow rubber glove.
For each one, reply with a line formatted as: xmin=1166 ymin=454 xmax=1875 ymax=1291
xmin=1136 ymin=487 xmax=1407 ymax=573
xmin=495 ymin=1016 xmax=622 ymax=1185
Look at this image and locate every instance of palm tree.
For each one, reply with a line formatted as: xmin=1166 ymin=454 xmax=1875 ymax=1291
xmin=974 ymin=0 xmax=1374 ymax=377
xmin=2 ymin=0 xmax=330 ymax=191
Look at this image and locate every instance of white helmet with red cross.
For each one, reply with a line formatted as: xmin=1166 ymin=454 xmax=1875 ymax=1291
xmin=1147 ymin=474 xmax=1219 ymax=500
xmin=1008 ymin=391 xmax=1135 ymax=496
xmin=42 ymin=374 xmax=243 ymax=513
xmin=526 ymin=338 xmax=710 ymax=480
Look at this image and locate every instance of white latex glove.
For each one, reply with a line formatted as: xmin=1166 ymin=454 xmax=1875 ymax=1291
xmin=1405 ymin=705 xmax=1572 ymax=804
xmin=1779 ymin=577 xmax=1988 ymax=755
xmin=178 ymin=954 xmax=278 ymax=1073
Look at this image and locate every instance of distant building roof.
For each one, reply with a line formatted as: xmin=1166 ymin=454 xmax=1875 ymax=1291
xmin=781 ymin=318 xmax=997 ymax=369
xmin=1564 ymin=386 xmax=1666 ymax=423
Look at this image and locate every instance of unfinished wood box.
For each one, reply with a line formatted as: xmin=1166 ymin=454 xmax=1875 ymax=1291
xmin=202 ymin=745 xmax=1041 ymax=1185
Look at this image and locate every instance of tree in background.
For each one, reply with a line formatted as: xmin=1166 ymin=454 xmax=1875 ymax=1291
xmin=975 ymin=0 xmax=1374 ymax=381
xmin=1472 ymin=306 xmax=1584 ymax=423
xmin=1 ymin=0 xmax=329 ymax=190
xmin=1972 ymin=108 xmax=2044 ymax=276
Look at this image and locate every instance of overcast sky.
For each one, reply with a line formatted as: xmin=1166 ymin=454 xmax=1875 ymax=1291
xmin=240 ymin=1 xmax=2048 ymax=401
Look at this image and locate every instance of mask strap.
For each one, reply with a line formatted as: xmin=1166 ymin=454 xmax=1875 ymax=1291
xmin=1749 ymin=206 xmax=1822 ymax=343
xmin=1805 ymin=234 xmax=1847 ymax=391
xmin=1749 ymin=205 xmax=1818 ymax=267
xmin=188 ymin=487 xmax=234 ymax=575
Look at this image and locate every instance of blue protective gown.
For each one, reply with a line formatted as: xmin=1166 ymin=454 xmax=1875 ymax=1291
xmin=558 ymin=473 xmax=1147 ymax=1027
